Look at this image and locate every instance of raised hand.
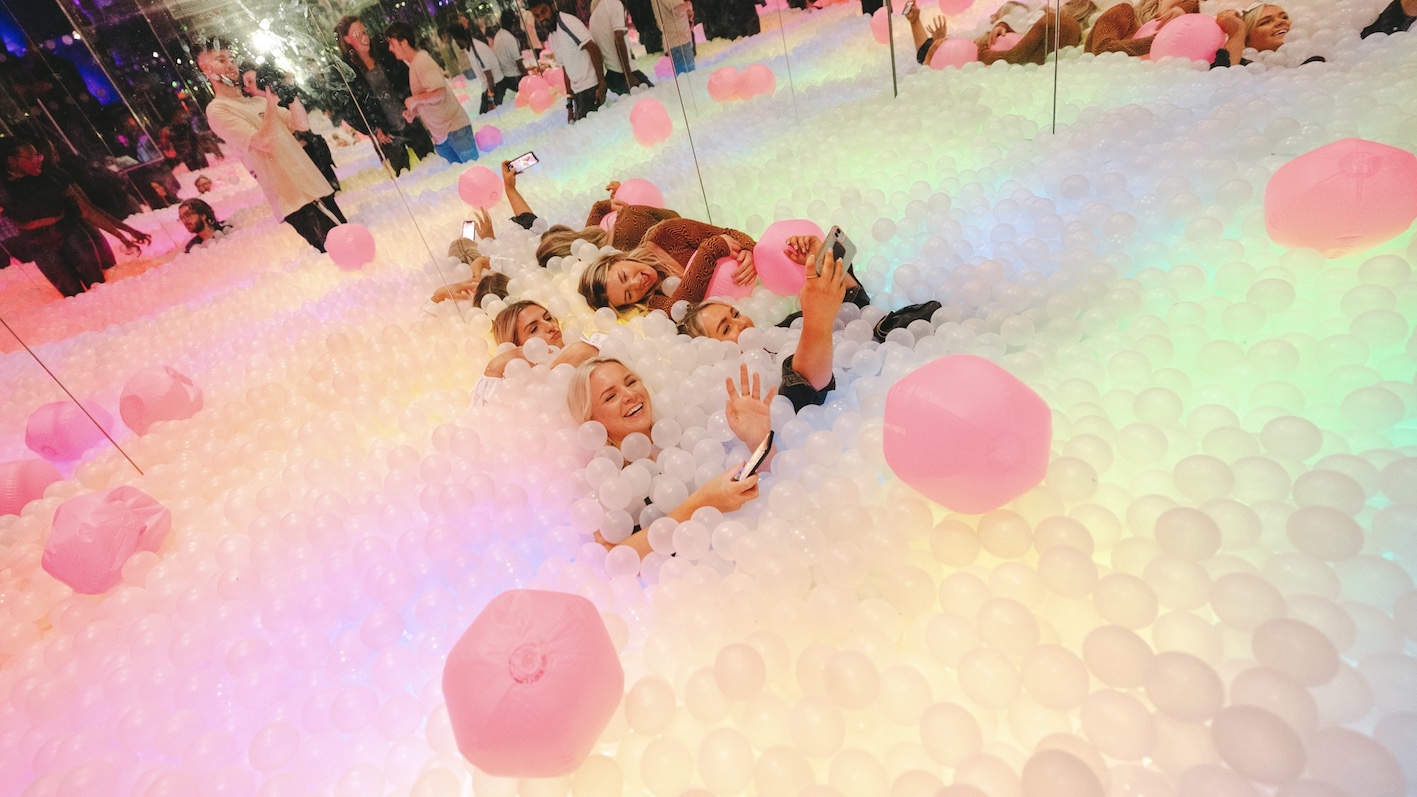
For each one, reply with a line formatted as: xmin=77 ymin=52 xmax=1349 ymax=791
xmin=799 ymin=243 xmax=846 ymax=321
xmin=783 ymin=234 xmax=822 ymax=267
xmin=725 ymin=362 xmax=775 ymax=450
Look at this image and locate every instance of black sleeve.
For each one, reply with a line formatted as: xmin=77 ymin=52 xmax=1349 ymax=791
xmin=1210 ymin=49 xmax=1233 ymax=69
xmin=779 ymin=354 xmax=833 ymax=412
xmin=1362 ymin=0 xmax=1417 ymax=37
xmin=510 ymin=212 xmax=540 ymax=230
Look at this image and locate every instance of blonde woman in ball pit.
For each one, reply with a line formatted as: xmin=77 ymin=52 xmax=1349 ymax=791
xmin=566 ymin=358 xmax=775 ymax=558
xmin=473 ymin=300 xmax=605 ymax=406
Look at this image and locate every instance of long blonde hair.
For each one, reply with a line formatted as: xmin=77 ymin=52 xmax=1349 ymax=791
xmin=677 ymin=299 xmax=733 ymax=338
xmin=566 ymin=357 xmax=627 ymax=424
xmin=537 ymin=225 xmax=610 ymax=267
xmin=492 ymin=300 xmax=545 ymax=345
xmin=578 ymin=245 xmax=680 ymax=313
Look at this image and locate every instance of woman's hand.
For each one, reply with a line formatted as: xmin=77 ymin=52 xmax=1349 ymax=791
xmin=904 ymin=3 xmax=922 ymax=23
xmin=500 ymin=160 xmax=518 ymax=190
xmin=732 ymin=248 xmax=756 ymax=286
xmin=375 ymin=129 xmax=394 ymax=145
xmin=126 ymin=229 xmax=152 ymax=247
xmin=927 ymin=17 xmax=948 ymax=41
xmin=1216 ymin=8 xmax=1244 ymax=36
xmin=783 ymin=234 xmax=821 ymax=267
xmin=726 ymin=362 xmax=776 ymax=450
xmin=691 ymin=465 xmax=760 ymax=514
xmin=432 ymin=278 xmax=479 ymax=303
xmin=606 ymin=180 xmax=622 ymax=196
xmin=799 ymin=244 xmax=846 ymax=320
xmin=470 ymin=255 xmax=492 ymax=279
xmin=1156 ymin=5 xmax=1187 ymax=28
xmin=472 ymin=207 xmax=495 ymax=240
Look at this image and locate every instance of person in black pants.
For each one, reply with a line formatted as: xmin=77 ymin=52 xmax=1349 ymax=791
xmin=0 ymin=138 xmax=151 ymax=297
xmin=333 ymin=15 xmax=436 ymax=175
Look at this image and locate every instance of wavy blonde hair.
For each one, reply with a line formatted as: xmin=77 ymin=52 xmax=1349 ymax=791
xmin=676 ymin=299 xmax=733 ymax=338
xmin=492 ymin=300 xmax=545 ymax=345
xmin=536 ymin=225 xmax=610 ymax=267
xmin=578 ymin=245 xmax=680 ymax=313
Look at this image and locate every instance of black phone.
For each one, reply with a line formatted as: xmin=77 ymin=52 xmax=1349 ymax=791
xmin=734 ymin=432 xmax=774 ymax=481
xmin=813 ymin=226 xmax=857 ymax=275
xmin=508 ymin=151 xmax=539 ymax=173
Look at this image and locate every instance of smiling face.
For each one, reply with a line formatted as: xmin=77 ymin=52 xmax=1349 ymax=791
xmin=343 ymin=20 xmax=371 ymax=53
xmin=195 ymin=176 xmax=213 ymax=193
xmin=696 ymin=303 xmax=756 ymax=343
xmin=197 ymin=49 xmax=241 ymax=87
xmin=1248 ymin=5 xmax=1289 ymax=51
xmin=179 ymin=205 xmax=207 ymax=234
xmin=606 ymin=259 xmax=659 ymax=309
xmin=588 ymin=362 xmax=653 ymax=445
xmin=514 ymin=304 xmax=564 ymax=348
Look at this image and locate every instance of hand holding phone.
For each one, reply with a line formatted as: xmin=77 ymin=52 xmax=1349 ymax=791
xmin=813 ymin=226 xmax=856 ymax=276
xmin=508 ymin=151 xmax=539 ymax=174
xmin=734 ymin=431 xmax=774 ymax=481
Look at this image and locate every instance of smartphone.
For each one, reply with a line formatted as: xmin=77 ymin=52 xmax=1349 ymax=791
xmin=508 ymin=151 xmax=539 ymax=174
xmin=734 ymin=432 xmax=774 ymax=482
xmin=462 ymin=220 xmax=480 ymax=241
xmin=813 ymin=226 xmax=857 ymax=274
xmin=902 ymin=0 xmax=916 ymax=14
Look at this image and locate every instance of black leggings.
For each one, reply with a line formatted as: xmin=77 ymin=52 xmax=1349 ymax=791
xmin=284 ymin=195 xmax=347 ymax=252
xmin=9 ymin=218 xmax=113 ymax=297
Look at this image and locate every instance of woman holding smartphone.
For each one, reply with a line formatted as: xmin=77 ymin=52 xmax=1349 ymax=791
xmin=566 ymin=359 xmax=774 ymax=558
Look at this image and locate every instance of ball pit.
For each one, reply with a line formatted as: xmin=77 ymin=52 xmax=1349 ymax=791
xmin=1 ymin=2 xmax=1414 ymax=795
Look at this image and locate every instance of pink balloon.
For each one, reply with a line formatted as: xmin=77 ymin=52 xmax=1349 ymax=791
xmin=738 ymin=64 xmax=776 ymax=99
xmin=883 ymin=355 xmax=1052 ymax=514
xmin=871 ymin=7 xmax=891 ymax=43
xmin=752 ymin=219 xmax=823 ymax=296
xmin=26 ymin=401 xmax=113 ymax=462
xmin=654 ymin=56 xmax=674 ymax=81
xmin=514 ymin=85 xmax=530 ymax=108
xmin=1146 ymin=14 xmax=1225 ymax=62
xmin=1132 ymin=18 xmax=1161 ymax=39
xmin=0 ymin=460 xmax=63 ymax=517
xmin=120 ymin=366 xmax=203 ymax=435
xmin=1265 ymin=138 xmax=1417 ymax=258
xmin=528 ymin=88 xmax=555 ymax=114
xmin=990 ymin=31 xmax=1024 ymax=51
xmin=614 ymin=178 xmax=665 ymax=208
xmin=599 ymin=211 xmax=618 ymax=232
xmin=939 ymin=0 xmax=974 ymax=12
xmin=706 ymin=256 xmax=753 ymax=300
xmin=631 ymin=99 xmax=673 ymax=147
xmin=930 ymin=38 xmax=981 ymax=68
xmin=443 ymin=589 xmax=623 ymax=777
xmin=542 ymin=68 xmax=565 ymax=93
xmin=475 ymin=125 xmax=503 ymax=152
xmin=451 ymin=76 xmax=468 ymax=90
xmin=325 ymin=224 xmax=376 ymax=271
xmin=522 ymin=75 xmax=552 ymax=96
xmin=458 ymin=165 xmax=505 ymax=209
xmin=707 ymin=67 xmax=742 ymax=103
xmin=43 ymin=486 xmax=172 ymax=594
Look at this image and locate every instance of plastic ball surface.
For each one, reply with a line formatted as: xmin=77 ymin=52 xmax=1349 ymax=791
xmin=0 ymin=459 xmax=63 ymax=516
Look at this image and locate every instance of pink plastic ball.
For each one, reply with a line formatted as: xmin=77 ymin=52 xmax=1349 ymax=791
xmin=654 ymin=56 xmax=674 ymax=81
xmin=542 ymin=67 xmax=565 ymax=93
xmin=930 ymin=39 xmax=980 ymax=69
xmin=989 ymin=31 xmax=1023 ymax=51
xmin=884 ymin=355 xmax=1052 ymax=514
xmin=706 ymin=257 xmax=753 ymax=301
xmin=599 ymin=211 xmax=618 ymax=232
xmin=1265 ymin=138 xmax=1417 ymax=258
xmin=614 ymin=178 xmax=665 ymax=208
xmin=753 ymin=219 xmax=823 ymax=296
xmin=25 ymin=400 xmax=113 ymax=462
xmin=1146 ymin=14 xmax=1225 ymax=62
xmin=43 ymin=486 xmax=171 ymax=594
xmin=738 ymin=64 xmax=776 ymax=99
xmin=528 ymin=88 xmax=555 ymax=114
xmin=939 ymin=0 xmax=974 ymax=13
xmin=871 ymin=7 xmax=891 ymax=43
xmin=458 ymin=165 xmax=505 ymax=209
xmin=119 ymin=366 xmax=204 ymax=435
xmin=522 ymin=74 xmax=551 ymax=96
xmin=325 ymin=224 xmax=376 ymax=271
xmin=708 ymin=67 xmax=742 ymax=103
xmin=475 ymin=125 xmax=503 ymax=152
xmin=0 ymin=459 xmax=62 ymax=516
xmin=632 ymin=99 xmax=673 ymax=147
xmin=443 ymin=589 xmax=623 ymax=777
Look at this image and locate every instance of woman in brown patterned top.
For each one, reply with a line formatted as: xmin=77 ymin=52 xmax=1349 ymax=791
xmin=578 ymin=218 xmax=757 ymax=314
xmin=1085 ymin=0 xmax=1199 ymax=57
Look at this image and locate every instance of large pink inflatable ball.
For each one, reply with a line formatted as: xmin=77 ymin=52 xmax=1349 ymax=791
xmin=931 ymin=38 xmax=981 ymax=68
xmin=883 ymin=355 xmax=1052 ymax=514
xmin=443 ymin=589 xmax=623 ymax=777
xmin=522 ymin=74 xmax=552 ymax=96
xmin=599 ymin=211 xmax=618 ymax=232
xmin=529 ymin=88 xmax=555 ymax=114
xmin=475 ymin=125 xmax=504 ymax=152
xmin=543 ymin=67 xmax=566 ymax=93
xmin=871 ymin=7 xmax=891 ymax=43
xmin=654 ymin=56 xmax=674 ymax=81
xmin=1146 ymin=14 xmax=1225 ymax=62
xmin=42 ymin=486 xmax=171 ymax=594
xmin=706 ymin=256 xmax=753 ymax=300
xmin=753 ymin=219 xmax=824 ymax=296
xmin=708 ymin=67 xmax=742 ymax=103
xmin=0 ymin=460 xmax=63 ymax=517
xmin=1265 ymin=138 xmax=1417 ymax=258
xmin=614 ymin=178 xmax=666 ymax=208
xmin=632 ymin=99 xmax=673 ymax=147
xmin=938 ymin=0 xmax=974 ymax=13
xmin=119 ymin=366 xmax=204 ymax=435
xmin=26 ymin=400 xmax=114 ymax=462
xmin=458 ymin=165 xmax=505 ymax=209
xmin=325 ymin=224 xmax=376 ymax=271
xmin=738 ymin=64 xmax=776 ymax=99
xmin=989 ymin=31 xmax=1024 ymax=51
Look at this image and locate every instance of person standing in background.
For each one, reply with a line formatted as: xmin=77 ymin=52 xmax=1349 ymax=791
xmin=451 ymin=25 xmax=506 ymax=112
xmin=333 ymin=16 xmax=435 ymax=176
xmin=590 ymin=0 xmax=654 ymax=94
xmin=528 ymin=0 xmax=608 ymax=123
xmin=198 ymin=42 xmax=347 ymax=252
xmin=492 ymin=9 xmax=530 ymax=99
xmin=385 ymin=22 xmax=479 ymax=164
xmin=650 ymin=0 xmax=696 ymax=73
